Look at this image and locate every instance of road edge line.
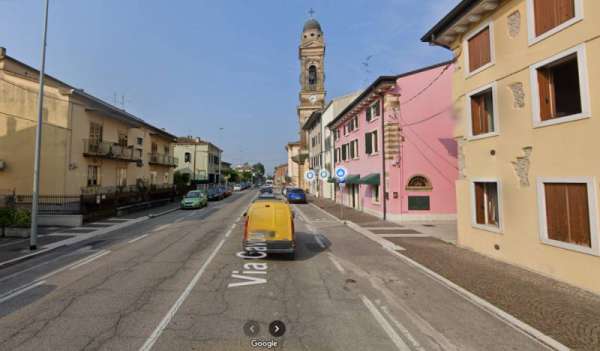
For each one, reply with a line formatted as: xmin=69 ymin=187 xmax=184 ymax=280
xmin=360 ymin=295 xmax=411 ymax=351
xmin=386 ymin=249 xmax=569 ymax=351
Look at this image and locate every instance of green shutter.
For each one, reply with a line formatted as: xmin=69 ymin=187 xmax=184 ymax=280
xmin=365 ymin=133 xmax=372 ymax=154
xmin=366 ymin=107 xmax=372 ymax=122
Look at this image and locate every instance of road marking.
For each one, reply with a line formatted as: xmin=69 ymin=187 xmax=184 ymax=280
xmin=153 ymin=224 xmax=171 ymax=232
xmin=378 ymin=234 xmax=430 ymax=238
xmin=327 ymin=253 xmax=346 ymax=274
xmin=361 ymin=295 xmax=411 ymax=351
xmin=314 ymin=234 xmax=326 ymax=249
xmin=0 ymin=239 xmax=28 ymax=248
xmin=308 ymin=203 xmax=343 ymax=223
xmin=128 ymin=234 xmax=149 ymax=244
xmin=380 ymin=305 xmax=426 ymax=351
xmin=385 ymin=248 xmax=568 ymax=351
xmin=140 ymin=219 xmax=239 ymax=351
xmin=69 ymin=250 xmax=111 ymax=270
xmin=0 ymin=280 xmax=47 ymax=304
xmin=0 ymin=248 xmax=52 ymax=268
xmin=363 ymin=227 xmax=404 ymax=230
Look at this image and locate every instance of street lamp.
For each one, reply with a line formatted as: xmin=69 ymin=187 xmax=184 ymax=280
xmin=217 ymin=127 xmax=224 ymax=185
xmin=30 ymin=0 xmax=50 ymax=251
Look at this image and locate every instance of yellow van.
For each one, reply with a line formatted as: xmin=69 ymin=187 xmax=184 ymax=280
xmin=243 ymin=198 xmax=295 ymax=259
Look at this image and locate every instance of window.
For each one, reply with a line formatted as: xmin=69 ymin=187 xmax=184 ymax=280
xmin=151 ymin=142 xmax=158 ymax=154
xmin=89 ymin=122 xmax=103 ymax=144
xmin=137 ymin=137 xmax=143 ymax=145
xmin=341 ymin=144 xmax=347 ymax=161
xmin=349 ymin=141 xmax=355 ymax=159
xmin=353 ymin=140 xmax=359 ymax=159
xmin=366 ymin=100 xmax=381 ymax=122
xmin=406 ymin=175 xmax=432 ymax=191
xmin=531 ymin=45 xmax=589 ymax=127
xmin=408 ymin=196 xmax=430 ymax=211
xmin=465 ymin=24 xmax=493 ymax=74
xmin=334 ymin=148 xmax=339 ymax=163
xmin=184 ymin=152 xmax=191 ymax=163
xmin=372 ymin=186 xmax=380 ymax=203
xmin=529 ymin=0 xmax=581 ymax=43
xmin=467 ymin=83 xmax=498 ymax=138
xmin=365 ymin=131 xmax=379 ymax=155
xmin=118 ymin=132 xmax=128 ymax=148
xmin=537 ymin=178 xmax=598 ymax=255
xmin=87 ymin=165 xmax=99 ymax=187
xmin=164 ymin=145 xmax=169 ymax=154
xmin=117 ymin=168 xmax=127 ymax=187
xmin=472 ymin=181 xmax=501 ymax=232
xmin=308 ymin=65 xmax=317 ymax=89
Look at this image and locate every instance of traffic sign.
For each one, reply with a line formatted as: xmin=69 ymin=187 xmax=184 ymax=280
xmin=304 ymin=170 xmax=316 ymax=182
xmin=334 ymin=166 xmax=348 ymax=180
xmin=319 ymin=169 xmax=330 ymax=180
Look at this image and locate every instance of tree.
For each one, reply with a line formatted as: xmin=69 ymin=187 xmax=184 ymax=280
xmin=252 ymin=163 xmax=265 ymax=177
xmin=223 ymin=169 xmax=240 ymax=183
xmin=241 ymin=171 xmax=253 ymax=182
xmin=173 ymin=171 xmax=191 ymax=186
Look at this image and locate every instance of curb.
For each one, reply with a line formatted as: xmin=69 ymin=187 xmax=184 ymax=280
xmin=148 ymin=207 xmax=180 ymax=218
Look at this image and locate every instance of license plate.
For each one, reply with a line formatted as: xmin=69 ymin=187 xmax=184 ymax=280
xmin=250 ymin=231 xmax=274 ymax=240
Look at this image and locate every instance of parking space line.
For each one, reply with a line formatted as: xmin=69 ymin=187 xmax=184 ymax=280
xmin=69 ymin=250 xmax=111 ymax=270
xmin=0 ymin=280 xmax=47 ymax=304
xmin=128 ymin=234 xmax=149 ymax=244
xmin=361 ymin=295 xmax=411 ymax=351
xmin=153 ymin=224 xmax=171 ymax=232
xmin=380 ymin=305 xmax=426 ymax=351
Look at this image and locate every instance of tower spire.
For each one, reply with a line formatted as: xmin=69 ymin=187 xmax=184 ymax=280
xmin=308 ymin=8 xmax=315 ymax=18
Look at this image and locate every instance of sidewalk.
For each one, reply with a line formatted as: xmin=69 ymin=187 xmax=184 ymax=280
xmin=309 ymin=196 xmax=600 ymax=351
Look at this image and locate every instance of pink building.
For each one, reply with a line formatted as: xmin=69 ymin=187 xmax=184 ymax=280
xmin=328 ymin=62 xmax=457 ymax=221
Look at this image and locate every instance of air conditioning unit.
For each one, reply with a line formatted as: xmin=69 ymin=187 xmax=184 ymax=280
xmin=0 ymin=160 xmax=5 ymax=171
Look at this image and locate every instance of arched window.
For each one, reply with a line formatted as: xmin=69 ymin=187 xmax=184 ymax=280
xmin=308 ymin=65 xmax=317 ymax=89
xmin=406 ymin=175 xmax=432 ymax=191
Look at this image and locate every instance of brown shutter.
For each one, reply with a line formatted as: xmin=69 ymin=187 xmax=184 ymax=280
xmin=479 ymin=28 xmax=491 ymax=67
xmin=468 ymin=33 xmax=481 ymax=72
xmin=537 ymin=68 xmax=554 ymax=121
xmin=544 ymin=183 xmax=570 ymax=243
xmin=471 ymin=95 xmax=483 ymax=135
xmin=557 ymin=0 xmax=575 ymax=25
xmin=468 ymin=27 xmax=491 ymax=72
xmin=534 ymin=0 xmax=555 ymax=36
xmin=566 ymin=184 xmax=591 ymax=247
xmin=475 ymin=183 xmax=486 ymax=224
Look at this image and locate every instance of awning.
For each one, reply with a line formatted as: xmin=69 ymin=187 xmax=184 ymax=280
xmin=344 ymin=174 xmax=361 ymax=185
xmin=327 ymin=177 xmax=338 ymax=183
xmin=358 ymin=173 xmax=380 ymax=185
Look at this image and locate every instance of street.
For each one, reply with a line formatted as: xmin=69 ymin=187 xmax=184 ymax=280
xmin=0 ymin=190 xmax=555 ymax=351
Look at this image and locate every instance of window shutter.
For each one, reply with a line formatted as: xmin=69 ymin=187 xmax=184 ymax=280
xmin=366 ymin=107 xmax=372 ymax=122
xmin=566 ymin=184 xmax=591 ymax=247
xmin=374 ymin=101 xmax=381 ymax=117
xmin=537 ymin=68 xmax=554 ymax=121
xmin=475 ymin=183 xmax=486 ymax=224
xmin=354 ymin=140 xmax=359 ymax=158
xmin=480 ymin=28 xmax=491 ymax=68
xmin=373 ymin=131 xmax=378 ymax=153
xmin=365 ymin=133 xmax=372 ymax=154
xmin=471 ymin=95 xmax=483 ymax=135
xmin=544 ymin=183 xmax=570 ymax=243
xmin=468 ymin=27 xmax=490 ymax=72
xmin=557 ymin=0 xmax=575 ymax=25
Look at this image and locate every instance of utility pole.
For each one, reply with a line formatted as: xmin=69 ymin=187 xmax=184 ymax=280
xmin=30 ymin=0 xmax=50 ymax=250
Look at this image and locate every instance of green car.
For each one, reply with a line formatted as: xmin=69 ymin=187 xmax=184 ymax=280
xmin=180 ymin=190 xmax=208 ymax=209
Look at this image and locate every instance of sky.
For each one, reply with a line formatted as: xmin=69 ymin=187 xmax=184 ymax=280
xmin=0 ymin=0 xmax=457 ymax=174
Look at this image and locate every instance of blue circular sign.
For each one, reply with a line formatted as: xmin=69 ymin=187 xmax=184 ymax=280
xmin=335 ymin=166 xmax=347 ymax=179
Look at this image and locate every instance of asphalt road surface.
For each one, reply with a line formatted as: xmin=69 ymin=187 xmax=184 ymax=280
xmin=0 ymin=190 xmax=555 ymax=350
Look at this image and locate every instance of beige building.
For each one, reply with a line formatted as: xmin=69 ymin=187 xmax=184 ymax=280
xmin=302 ymin=111 xmax=322 ymax=196
xmin=0 ymin=48 xmax=177 ymax=195
xmin=285 ymin=142 xmax=301 ymax=187
xmin=174 ymin=137 xmax=222 ymax=184
xmin=423 ymin=0 xmax=600 ymax=294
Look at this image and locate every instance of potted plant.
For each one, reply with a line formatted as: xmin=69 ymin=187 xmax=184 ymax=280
xmin=0 ymin=207 xmax=31 ymax=238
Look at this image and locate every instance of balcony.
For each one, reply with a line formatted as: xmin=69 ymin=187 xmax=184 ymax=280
xmin=83 ymin=139 xmax=141 ymax=162
xmin=148 ymin=153 xmax=178 ymax=167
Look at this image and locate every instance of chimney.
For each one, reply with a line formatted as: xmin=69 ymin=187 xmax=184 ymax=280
xmin=0 ymin=47 xmax=6 ymax=59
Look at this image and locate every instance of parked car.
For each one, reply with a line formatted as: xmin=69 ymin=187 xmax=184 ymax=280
xmin=207 ymin=187 xmax=224 ymax=201
xmin=233 ymin=184 xmax=242 ymax=191
xmin=243 ymin=197 xmax=295 ymax=259
xmin=286 ymin=188 xmax=307 ymax=204
xmin=222 ymin=186 xmax=232 ymax=197
xmin=180 ymin=190 xmax=207 ymax=209
xmin=260 ymin=186 xmax=273 ymax=194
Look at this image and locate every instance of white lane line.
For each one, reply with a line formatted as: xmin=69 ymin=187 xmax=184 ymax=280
xmin=380 ymin=305 xmax=426 ymax=351
xmin=363 ymin=227 xmax=405 ymax=230
xmin=361 ymin=295 xmax=411 ymax=351
xmin=385 ymin=249 xmax=568 ymax=351
xmin=0 ymin=248 xmax=52 ymax=268
xmin=153 ymin=224 xmax=171 ymax=232
xmin=139 ymin=220 xmax=238 ymax=351
xmin=69 ymin=250 xmax=111 ymax=270
xmin=0 ymin=239 xmax=27 ymax=248
xmin=327 ymin=253 xmax=346 ymax=274
xmin=128 ymin=234 xmax=149 ymax=244
xmin=314 ymin=234 xmax=326 ymax=249
xmin=378 ymin=234 xmax=430 ymax=238
xmin=0 ymin=280 xmax=47 ymax=304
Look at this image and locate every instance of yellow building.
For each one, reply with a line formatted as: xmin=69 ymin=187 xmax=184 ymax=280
xmin=0 ymin=47 xmax=177 ymax=195
xmin=174 ymin=137 xmax=222 ymax=184
xmin=423 ymin=0 xmax=600 ymax=294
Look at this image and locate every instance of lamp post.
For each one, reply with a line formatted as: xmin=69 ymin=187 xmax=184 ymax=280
xmin=30 ymin=0 xmax=50 ymax=251
xmin=217 ymin=127 xmax=224 ymax=185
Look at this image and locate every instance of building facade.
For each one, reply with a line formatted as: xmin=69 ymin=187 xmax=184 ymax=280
xmin=285 ymin=142 xmax=301 ymax=187
xmin=174 ymin=137 xmax=222 ymax=184
xmin=329 ymin=63 xmax=457 ymax=222
xmin=303 ymin=111 xmax=323 ymax=196
xmin=273 ymin=163 xmax=288 ymax=186
xmin=320 ymin=92 xmax=362 ymax=200
xmin=423 ymin=0 xmax=600 ymax=294
xmin=0 ymin=48 xmax=177 ymax=195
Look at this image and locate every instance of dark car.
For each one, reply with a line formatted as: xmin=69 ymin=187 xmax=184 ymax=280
xmin=260 ymin=186 xmax=273 ymax=194
xmin=286 ymin=188 xmax=307 ymax=204
xmin=207 ymin=187 xmax=224 ymax=201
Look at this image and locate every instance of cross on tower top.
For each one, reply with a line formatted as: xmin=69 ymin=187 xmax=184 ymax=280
xmin=308 ymin=8 xmax=315 ymax=18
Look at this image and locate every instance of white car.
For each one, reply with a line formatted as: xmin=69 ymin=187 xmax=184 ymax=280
xmin=233 ymin=184 xmax=242 ymax=191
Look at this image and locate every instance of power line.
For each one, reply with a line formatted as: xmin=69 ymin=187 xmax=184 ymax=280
xmin=399 ymin=62 xmax=452 ymax=105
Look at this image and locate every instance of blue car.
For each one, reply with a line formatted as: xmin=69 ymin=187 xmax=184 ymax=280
xmin=286 ymin=188 xmax=307 ymax=204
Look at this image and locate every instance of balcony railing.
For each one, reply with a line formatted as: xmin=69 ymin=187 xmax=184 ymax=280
xmin=148 ymin=153 xmax=178 ymax=167
xmin=83 ymin=139 xmax=140 ymax=162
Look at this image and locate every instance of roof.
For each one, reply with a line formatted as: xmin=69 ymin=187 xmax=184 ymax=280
xmin=327 ymin=61 xmax=453 ymax=128
xmin=421 ymin=0 xmax=482 ymax=43
xmin=175 ymin=137 xmax=222 ymax=151
xmin=0 ymin=47 xmax=176 ymax=141
xmin=303 ymin=18 xmax=322 ymax=32
xmin=302 ymin=110 xmax=322 ymax=131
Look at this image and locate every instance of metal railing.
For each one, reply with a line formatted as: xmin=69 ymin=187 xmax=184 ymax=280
xmin=83 ymin=139 xmax=141 ymax=161
xmin=148 ymin=153 xmax=178 ymax=167
xmin=9 ymin=193 xmax=82 ymax=215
